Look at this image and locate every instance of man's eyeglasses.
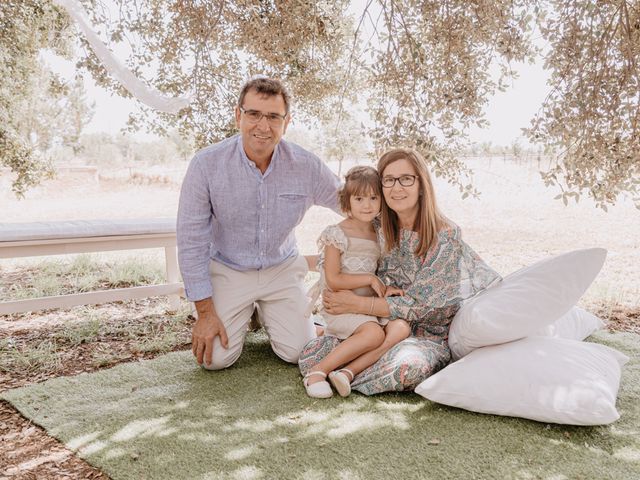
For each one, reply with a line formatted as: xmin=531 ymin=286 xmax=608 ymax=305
xmin=239 ymin=107 xmax=287 ymax=126
xmin=381 ymin=175 xmax=418 ymax=188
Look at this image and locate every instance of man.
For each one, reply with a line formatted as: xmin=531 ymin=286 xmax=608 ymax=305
xmin=177 ymin=76 xmax=340 ymax=369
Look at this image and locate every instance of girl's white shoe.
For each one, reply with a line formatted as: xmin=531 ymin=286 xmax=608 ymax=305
xmin=328 ymin=368 xmax=354 ymax=397
xmin=303 ymin=371 xmax=333 ymax=398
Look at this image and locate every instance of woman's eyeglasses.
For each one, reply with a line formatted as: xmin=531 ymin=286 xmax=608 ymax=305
xmin=381 ymin=175 xmax=418 ymax=188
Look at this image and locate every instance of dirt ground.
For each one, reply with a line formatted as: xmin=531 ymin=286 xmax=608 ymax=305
xmin=1 ymin=156 xmax=638 ymax=478
xmin=0 ymin=297 xmax=195 ymax=479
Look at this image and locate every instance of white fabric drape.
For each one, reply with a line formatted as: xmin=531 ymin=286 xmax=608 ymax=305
xmin=53 ymin=0 xmax=192 ymax=114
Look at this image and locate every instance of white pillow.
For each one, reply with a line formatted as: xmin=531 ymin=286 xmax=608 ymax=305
xmin=448 ymin=248 xmax=607 ymax=360
xmin=535 ymin=306 xmax=604 ymax=339
xmin=415 ymin=336 xmax=628 ymax=425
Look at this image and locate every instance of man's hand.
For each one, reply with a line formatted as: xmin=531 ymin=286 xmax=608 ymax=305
xmin=193 ymin=298 xmax=228 ymax=366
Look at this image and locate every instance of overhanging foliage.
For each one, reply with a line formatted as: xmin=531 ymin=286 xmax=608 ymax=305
xmin=2 ymin=0 xmax=639 ymax=208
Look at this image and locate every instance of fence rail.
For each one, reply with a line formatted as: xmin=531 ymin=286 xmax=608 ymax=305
xmin=0 ymin=219 xmax=183 ymax=315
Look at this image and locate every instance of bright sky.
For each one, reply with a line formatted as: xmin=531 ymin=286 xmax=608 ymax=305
xmin=468 ymin=59 xmax=550 ymax=146
xmin=44 ymin=2 xmax=551 ymax=147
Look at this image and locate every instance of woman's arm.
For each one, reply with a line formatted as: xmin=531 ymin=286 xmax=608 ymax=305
xmin=382 ymin=225 xmax=498 ymax=323
xmin=323 ymin=227 xmax=466 ymax=322
xmin=322 ymin=289 xmax=391 ymax=318
xmin=323 ymin=245 xmax=386 ymax=296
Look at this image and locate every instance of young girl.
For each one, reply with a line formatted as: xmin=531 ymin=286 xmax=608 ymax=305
xmin=303 ymin=166 xmax=410 ymax=398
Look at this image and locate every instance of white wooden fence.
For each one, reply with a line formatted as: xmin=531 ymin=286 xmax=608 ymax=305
xmin=0 ymin=219 xmax=183 ymax=315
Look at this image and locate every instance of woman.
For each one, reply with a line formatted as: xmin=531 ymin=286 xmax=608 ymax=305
xmin=299 ymin=148 xmax=501 ymax=395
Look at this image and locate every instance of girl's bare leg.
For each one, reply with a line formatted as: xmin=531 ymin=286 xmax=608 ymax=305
xmin=342 ymin=319 xmax=411 ymax=379
xmin=306 ymin=322 xmax=384 ymax=385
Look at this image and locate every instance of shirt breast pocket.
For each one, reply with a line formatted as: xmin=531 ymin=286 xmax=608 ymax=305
xmin=277 ymin=193 xmax=308 ymax=227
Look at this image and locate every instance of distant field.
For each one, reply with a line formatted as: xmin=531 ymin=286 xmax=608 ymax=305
xmin=2 ymin=156 xmax=638 ymax=308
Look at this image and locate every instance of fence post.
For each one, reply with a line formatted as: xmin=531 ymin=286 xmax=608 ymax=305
xmin=165 ymin=245 xmax=181 ymax=311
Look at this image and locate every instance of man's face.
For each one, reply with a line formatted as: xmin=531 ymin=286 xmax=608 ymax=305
xmin=235 ymin=89 xmax=290 ymax=163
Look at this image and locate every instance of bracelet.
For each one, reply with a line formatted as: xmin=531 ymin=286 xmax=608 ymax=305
xmin=368 ymin=296 xmax=375 ymax=315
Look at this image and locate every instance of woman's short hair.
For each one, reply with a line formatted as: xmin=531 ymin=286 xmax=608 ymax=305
xmin=338 ymin=166 xmax=382 ymax=214
xmin=237 ymin=76 xmax=291 ymax=114
xmin=377 ymin=148 xmax=445 ymax=257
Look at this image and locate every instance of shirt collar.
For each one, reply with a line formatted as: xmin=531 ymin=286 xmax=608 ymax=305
xmin=237 ymin=134 xmax=281 ymax=179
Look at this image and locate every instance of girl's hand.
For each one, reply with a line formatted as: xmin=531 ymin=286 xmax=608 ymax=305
xmin=370 ymin=275 xmax=387 ymax=297
xmin=322 ymin=289 xmax=360 ymax=315
xmin=385 ymin=286 xmax=404 ymax=297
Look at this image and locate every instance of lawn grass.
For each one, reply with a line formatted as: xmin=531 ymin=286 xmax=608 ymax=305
xmin=0 ymin=254 xmax=166 ymax=301
xmin=0 ymin=304 xmax=193 ymax=379
xmin=0 ymin=338 xmax=61 ymax=374
xmin=0 ymin=254 xmax=193 ymax=378
xmin=2 ymin=330 xmax=638 ymax=480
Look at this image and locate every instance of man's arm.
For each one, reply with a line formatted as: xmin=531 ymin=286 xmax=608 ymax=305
xmin=312 ymin=157 xmax=342 ymax=214
xmin=177 ymin=155 xmax=215 ymax=301
xmin=177 ymin=154 xmax=227 ymax=363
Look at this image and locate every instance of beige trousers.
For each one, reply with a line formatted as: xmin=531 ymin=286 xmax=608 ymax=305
xmin=204 ymin=254 xmax=314 ymax=370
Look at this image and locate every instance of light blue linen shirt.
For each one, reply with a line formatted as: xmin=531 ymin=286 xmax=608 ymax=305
xmin=177 ymin=134 xmax=341 ymax=301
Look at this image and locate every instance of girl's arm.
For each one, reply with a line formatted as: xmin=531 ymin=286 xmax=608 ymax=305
xmin=323 ymin=244 xmax=386 ymax=296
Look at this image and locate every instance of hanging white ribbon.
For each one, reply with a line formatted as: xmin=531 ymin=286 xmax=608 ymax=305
xmin=53 ymin=0 xmax=192 ymax=114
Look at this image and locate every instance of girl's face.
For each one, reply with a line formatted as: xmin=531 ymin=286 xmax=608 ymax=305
xmin=348 ymin=189 xmax=381 ymax=223
xmin=381 ymin=159 xmax=421 ymax=219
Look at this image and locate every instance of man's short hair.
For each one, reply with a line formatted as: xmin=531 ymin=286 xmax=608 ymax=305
xmin=237 ymin=76 xmax=291 ymax=114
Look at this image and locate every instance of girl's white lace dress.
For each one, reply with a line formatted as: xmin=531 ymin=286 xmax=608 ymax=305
xmin=308 ymin=224 xmax=388 ymax=339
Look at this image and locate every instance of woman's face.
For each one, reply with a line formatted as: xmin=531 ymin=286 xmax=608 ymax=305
xmin=381 ymin=158 xmax=421 ymax=221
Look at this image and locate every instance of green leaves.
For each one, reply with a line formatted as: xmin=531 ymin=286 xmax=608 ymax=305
xmin=0 ymin=0 xmax=74 ymax=194
xmin=526 ymin=0 xmax=640 ymax=209
xmin=4 ymin=0 xmax=639 ymax=207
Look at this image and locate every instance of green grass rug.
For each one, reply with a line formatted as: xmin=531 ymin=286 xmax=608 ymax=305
xmin=3 ymin=331 xmax=639 ymax=480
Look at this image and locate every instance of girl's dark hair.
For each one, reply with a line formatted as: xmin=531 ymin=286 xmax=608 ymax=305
xmin=337 ymin=166 xmax=382 ymax=214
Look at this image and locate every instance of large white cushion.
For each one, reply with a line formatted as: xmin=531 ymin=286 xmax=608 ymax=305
xmin=535 ymin=306 xmax=604 ymax=339
xmin=448 ymin=248 xmax=607 ymax=360
xmin=415 ymin=336 xmax=628 ymax=425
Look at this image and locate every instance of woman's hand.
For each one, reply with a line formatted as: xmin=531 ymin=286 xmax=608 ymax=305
xmin=369 ymin=275 xmax=387 ymax=297
xmin=385 ymin=286 xmax=404 ymax=297
xmin=322 ymin=289 xmax=362 ymax=315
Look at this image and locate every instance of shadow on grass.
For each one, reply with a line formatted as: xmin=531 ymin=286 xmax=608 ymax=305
xmin=3 ymin=331 xmax=639 ymax=480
